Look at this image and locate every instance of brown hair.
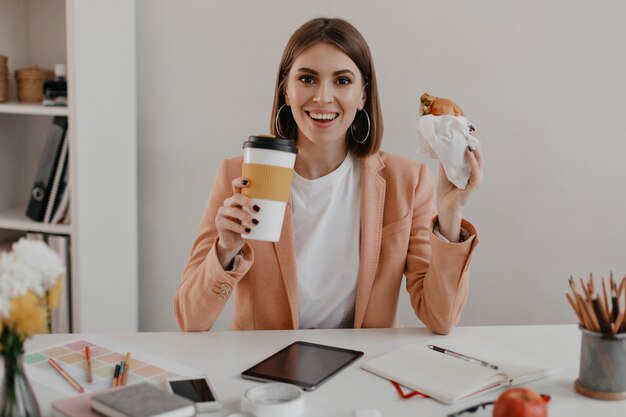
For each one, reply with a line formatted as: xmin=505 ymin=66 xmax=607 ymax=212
xmin=270 ymin=17 xmax=383 ymax=157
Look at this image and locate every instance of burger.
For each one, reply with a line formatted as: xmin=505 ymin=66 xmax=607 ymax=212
xmin=419 ymin=92 xmax=465 ymax=117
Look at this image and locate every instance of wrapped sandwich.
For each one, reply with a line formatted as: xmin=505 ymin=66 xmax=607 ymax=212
xmin=416 ymin=92 xmax=478 ymax=190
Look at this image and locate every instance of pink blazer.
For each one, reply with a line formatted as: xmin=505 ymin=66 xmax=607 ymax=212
xmin=175 ymin=151 xmax=478 ymax=334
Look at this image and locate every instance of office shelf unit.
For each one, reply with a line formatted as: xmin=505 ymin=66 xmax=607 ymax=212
xmin=0 ymin=0 xmax=137 ymax=332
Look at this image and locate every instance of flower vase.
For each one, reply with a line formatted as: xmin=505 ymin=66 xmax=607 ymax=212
xmin=0 ymin=334 xmax=41 ymax=417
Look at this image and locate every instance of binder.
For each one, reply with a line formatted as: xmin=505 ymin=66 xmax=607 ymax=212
xmin=48 ymin=234 xmax=72 ymax=333
xmin=44 ymin=131 xmax=69 ymax=223
xmin=50 ymin=179 xmax=70 ymax=224
xmin=26 ymin=116 xmax=68 ymax=222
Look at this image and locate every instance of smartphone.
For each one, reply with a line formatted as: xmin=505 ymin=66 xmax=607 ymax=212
xmin=166 ymin=375 xmax=221 ymax=412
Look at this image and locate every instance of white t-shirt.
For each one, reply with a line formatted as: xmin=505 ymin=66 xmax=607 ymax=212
xmin=292 ymin=153 xmax=361 ymax=329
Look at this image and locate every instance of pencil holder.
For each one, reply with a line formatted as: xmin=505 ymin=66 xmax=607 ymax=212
xmin=575 ymin=326 xmax=626 ymax=400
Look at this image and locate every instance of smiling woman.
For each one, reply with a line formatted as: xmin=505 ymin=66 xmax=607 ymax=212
xmin=283 ymin=43 xmax=367 ymax=170
xmin=271 ymin=18 xmax=381 ymax=160
xmin=174 ymin=17 xmax=483 ymax=333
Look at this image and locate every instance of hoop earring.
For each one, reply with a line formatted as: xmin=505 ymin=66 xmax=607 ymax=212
xmin=350 ymin=109 xmax=371 ymax=144
xmin=275 ymin=104 xmax=290 ymax=138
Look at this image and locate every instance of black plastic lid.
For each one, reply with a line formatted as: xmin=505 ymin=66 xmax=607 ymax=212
xmin=243 ymin=135 xmax=298 ymax=154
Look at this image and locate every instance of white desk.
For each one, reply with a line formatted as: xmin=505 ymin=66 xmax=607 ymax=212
xmin=27 ymin=325 xmax=625 ymax=417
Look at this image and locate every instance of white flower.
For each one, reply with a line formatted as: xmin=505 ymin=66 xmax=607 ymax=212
xmin=12 ymin=239 xmax=65 ymax=289
xmin=0 ymin=238 xmax=66 ymax=319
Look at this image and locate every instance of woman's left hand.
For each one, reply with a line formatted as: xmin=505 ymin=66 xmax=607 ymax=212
xmin=437 ymin=141 xmax=483 ymax=213
xmin=435 ymin=133 xmax=482 ymax=242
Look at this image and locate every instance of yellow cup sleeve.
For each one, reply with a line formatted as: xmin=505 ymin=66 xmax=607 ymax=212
xmin=241 ymin=163 xmax=293 ymax=202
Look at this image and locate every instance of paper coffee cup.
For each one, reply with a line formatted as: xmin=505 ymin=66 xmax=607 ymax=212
xmin=241 ymin=135 xmax=297 ymax=242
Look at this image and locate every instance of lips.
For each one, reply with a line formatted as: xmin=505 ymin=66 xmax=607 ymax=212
xmin=306 ymin=111 xmax=339 ymax=126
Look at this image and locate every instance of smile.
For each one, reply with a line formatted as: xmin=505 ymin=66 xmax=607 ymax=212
xmin=307 ymin=111 xmax=339 ymax=121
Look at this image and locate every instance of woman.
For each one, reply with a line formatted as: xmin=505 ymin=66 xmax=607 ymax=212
xmin=175 ymin=17 xmax=482 ymax=333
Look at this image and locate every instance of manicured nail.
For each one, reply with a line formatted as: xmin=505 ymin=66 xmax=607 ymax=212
xmin=245 ymin=228 xmax=251 ymax=233
xmin=241 ymin=179 xmax=249 ymax=186
xmin=253 ymin=205 xmax=260 ymax=212
xmin=252 ymin=219 xmax=259 ymax=225
xmin=467 ymin=146 xmax=474 ymax=152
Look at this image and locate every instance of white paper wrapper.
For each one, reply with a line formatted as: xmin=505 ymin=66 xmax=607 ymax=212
xmin=416 ymin=115 xmax=479 ymax=190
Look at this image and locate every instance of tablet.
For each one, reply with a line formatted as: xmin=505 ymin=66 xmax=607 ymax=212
xmin=241 ymin=341 xmax=364 ymax=391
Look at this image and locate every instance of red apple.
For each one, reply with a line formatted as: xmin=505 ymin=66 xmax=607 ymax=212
xmin=493 ymin=388 xmax=548 ymax=417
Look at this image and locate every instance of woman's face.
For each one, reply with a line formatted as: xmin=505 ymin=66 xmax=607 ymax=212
xmin=284 ymin=42 xmax=366 ymax=148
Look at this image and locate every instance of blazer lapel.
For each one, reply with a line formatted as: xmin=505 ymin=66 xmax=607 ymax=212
xmin=273 ymin=199 xmax=299 ymax=329
xmin=354 ymin=154 xmax=386 ymax=328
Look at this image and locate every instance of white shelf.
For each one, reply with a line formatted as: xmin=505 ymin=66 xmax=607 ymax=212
xmin=0 ymin=0 xmax=137 ymax=332
xmin=0 ymin=206 xmax=71 ymax=235
xmin=0 ymin=102 xmax=69 ymax=116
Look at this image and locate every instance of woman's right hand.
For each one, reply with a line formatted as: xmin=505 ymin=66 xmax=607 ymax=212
xmin=215 ymin=178 xmax=260 ymax=269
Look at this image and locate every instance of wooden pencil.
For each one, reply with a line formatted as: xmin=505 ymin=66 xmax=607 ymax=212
xmin=592 ymin=295 xmax=610 ymax=334
xmin=613 ymin=289 xmax=624 ymax=334
xmin=585 ymin=300 xmax=601 ymax=332
xmin=610 ymin=272 xmax=616 ymax=293
xmin=610 ymin=271 xmax=615 ymax=286
xmin=572 ymin=276 xmax=595 ymax=330
xmin=583 ymin=296 xmax=595 ymax=329
xmin=112 ymin=364 xmax=120 ymax=387
xmin=85 ymin=346 xmax=93 ymax=384
xmin=117 ymin=361 xmax=125 ymax=387
xmin=569 ymin=276 xmax=582 ymax=298
xmin=613 ymin=311 xmax=625 ymax=334
xmin=570 ymin=290 xmax=588 ymax=329
xmin=578 ymin=295 xmax=599 ymax=331
xmin=602 ymin=277 xmax=611 ymax=323
xmin=49 ymin=358 xmax=85 ymax=393
xmin=580 ymin=277 xmax=592 ymax=299
xmin=611 ymin=288 xmax=619 ymax=323
xmin=121 ymin=352 xmax=131 ymax=386
xmin=566 ymin=292 xmax=584 ymax=326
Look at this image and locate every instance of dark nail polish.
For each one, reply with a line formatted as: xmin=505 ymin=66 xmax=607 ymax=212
xmin=252 ymin=219 xmax=259 ymax=225
xmin=241 ymin=179 xmax=249 ymax=186
xmin=245 ymin=228 xmax=251 ymax=233
xmin=467 ymin=146 xmax=474 ymax=152
xmin=253 ymin=205 xmax=260 ymax=212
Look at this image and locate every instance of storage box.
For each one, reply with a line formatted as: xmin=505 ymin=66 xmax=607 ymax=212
xmin=15 ymin=66 xmax=54 ymax=103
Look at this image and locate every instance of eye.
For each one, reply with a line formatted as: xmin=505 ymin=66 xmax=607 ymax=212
xmin=298 ymin=75 xmax=315 ymax=84
xmin=336 ymin=77 xmax=352 ymax=86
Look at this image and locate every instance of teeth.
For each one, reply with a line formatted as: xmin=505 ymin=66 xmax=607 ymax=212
xmin=310 ymin=112 xmax=337 ymax=120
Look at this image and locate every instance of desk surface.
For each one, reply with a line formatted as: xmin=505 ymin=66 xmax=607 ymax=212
xmin=27 ymin=325 xmax=624 ymax=417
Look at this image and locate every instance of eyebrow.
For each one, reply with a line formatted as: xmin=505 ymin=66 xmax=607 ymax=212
xmin=295 ymin=67 xmax=356 ymax=77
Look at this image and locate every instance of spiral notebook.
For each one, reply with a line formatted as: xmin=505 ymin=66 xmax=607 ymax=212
xmin=362 ymin=335 xmax=562 ymax=405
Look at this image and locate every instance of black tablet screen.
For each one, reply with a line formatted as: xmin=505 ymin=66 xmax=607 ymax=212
xmin=241 ymin=341 xmax=364 ymax=390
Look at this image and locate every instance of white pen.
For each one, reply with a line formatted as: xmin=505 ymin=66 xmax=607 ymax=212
xmin=427 ymin=345 xmax=499 ymax=370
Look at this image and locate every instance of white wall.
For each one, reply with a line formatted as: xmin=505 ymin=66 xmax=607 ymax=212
xmin=136 ymin=0 xmax=626 ymax=331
